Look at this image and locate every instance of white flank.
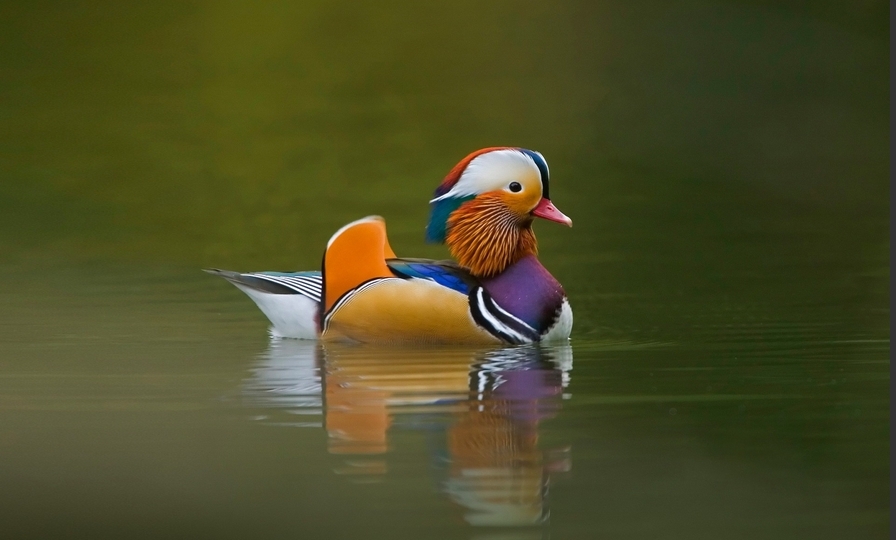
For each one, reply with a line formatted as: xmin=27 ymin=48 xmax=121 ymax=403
xmin=541 ymin=299 xmax=573 ymax=342
xmin=234 ymin=284 xmax=319 ymax=339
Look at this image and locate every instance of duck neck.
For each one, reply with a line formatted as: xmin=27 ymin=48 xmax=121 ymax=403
xmin=445 ymin=196 xmax=538 ymax=278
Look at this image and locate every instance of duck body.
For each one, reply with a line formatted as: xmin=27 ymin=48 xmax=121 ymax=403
xmin=208 ymin=147 xmax=573 ymax=345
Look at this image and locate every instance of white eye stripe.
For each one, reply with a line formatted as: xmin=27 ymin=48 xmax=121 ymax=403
xmin=432 ymin=149 xmax=541 ymax=202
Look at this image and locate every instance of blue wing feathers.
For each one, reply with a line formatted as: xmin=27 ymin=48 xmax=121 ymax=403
xmin=387 ymin=260 xmax=471 ymax=294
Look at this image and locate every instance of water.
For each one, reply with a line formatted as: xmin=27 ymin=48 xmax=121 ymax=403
xmin=0 ymin=1 xmax=888 ymax=539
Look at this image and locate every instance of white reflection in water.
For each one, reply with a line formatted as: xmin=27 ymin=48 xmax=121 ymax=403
xmin=243 ymin=340 xmax=573 ymax=528
xmin=243 ymin=339 xmax=323 ymax=426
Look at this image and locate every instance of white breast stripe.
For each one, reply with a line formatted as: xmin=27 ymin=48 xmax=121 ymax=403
xmin=485 ymin=295 xmax=538 ymax=336
xmin=474 ymin=288 xmax=530 ymax=344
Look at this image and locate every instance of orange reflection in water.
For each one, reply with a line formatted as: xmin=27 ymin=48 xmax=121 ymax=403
xmin=245 ymin=341 xmax=572 ymax=527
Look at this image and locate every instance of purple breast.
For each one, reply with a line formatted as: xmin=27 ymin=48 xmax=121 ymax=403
xmin=481 ymin=255 xmax=566 ymax=333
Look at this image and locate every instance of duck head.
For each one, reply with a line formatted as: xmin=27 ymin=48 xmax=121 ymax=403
xmin=426 ymin=147 xmax=572 ymax=277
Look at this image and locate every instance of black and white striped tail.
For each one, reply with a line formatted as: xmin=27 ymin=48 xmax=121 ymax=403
xmin=204 ymin=269 xmax=322 ymax=302
xmin=205 ymin=269 xmax=322 ymax=339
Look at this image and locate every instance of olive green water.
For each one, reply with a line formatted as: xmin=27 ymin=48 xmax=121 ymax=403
xmin=0 ymin=1 xmax=889 ymax=539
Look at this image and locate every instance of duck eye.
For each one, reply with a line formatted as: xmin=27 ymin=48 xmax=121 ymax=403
xmin=508 ymin=182 xmax=522 ymax=193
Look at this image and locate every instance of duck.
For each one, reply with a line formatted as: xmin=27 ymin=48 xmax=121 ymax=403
xmin=206 ymin=147 xmax=573 ymax=345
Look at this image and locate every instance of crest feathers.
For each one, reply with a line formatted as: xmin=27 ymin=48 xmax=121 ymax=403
xmin=433 ymin=146 xmax=514 ymax=197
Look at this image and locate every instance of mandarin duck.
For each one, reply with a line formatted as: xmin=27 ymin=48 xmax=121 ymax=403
xmin=207 ymin=147 xmax=573 ymax=344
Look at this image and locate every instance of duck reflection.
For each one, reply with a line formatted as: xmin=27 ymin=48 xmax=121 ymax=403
xmin=244 ymin=340 xmax=572 ymax=527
